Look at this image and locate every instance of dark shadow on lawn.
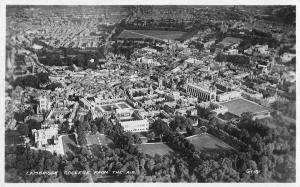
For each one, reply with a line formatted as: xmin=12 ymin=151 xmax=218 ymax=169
xmin=67 ymin=142 xmax=81 ymax=155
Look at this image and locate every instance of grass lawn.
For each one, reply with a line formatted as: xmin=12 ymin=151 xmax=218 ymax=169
xmin=187 ymin=133 xmax=234 ymax=153
xmin=86 ymin=133 xmax=114 ymax=157
xmin=220 ymin=98 xmax=269 ymax=117
xmin=86 ymin=133 xmax=113 ymax=147
xmin=136 ymin=143 xmax=174 ymax=157
xmin=101 ymin=104 xmax=118 ymax=112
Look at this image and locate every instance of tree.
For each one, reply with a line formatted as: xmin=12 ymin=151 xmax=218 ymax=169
xmin=90 ymin=123 xmax=98 ymax=135
xmin=36 ymin=72 xmax=49 ymax=84
xmin=151 ymin=119 xmax=170 ymax=138
xmin=186 ymin=126 xmax=195 ymax=136
xmin=77 ymin=132 xmax=87 ymax=146
xmin=60 ymin=122 xmax=69 ymax=133
xmin=17 ymin=123 xmax=29 ymax=136
xmin=147 ymin=131 xmax=155 ymax=141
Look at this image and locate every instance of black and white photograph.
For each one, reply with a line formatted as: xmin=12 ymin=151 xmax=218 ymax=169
xmin=2 ymin=0 xmax=298 ymax=185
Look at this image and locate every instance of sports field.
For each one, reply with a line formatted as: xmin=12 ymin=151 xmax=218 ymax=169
xmin=118 ymin=30 xmax=186 ymax=40
xmin=136 ymin=143 xmax=174 ymax=157
xmin=220 ymin=98 xmax=269 ymax=117
xmin=187 ymin=133 xmax=234 ymax=153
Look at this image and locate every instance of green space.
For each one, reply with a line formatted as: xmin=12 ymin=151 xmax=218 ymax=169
xmin=62 ymin=134 xmax=78 ymax=155
xmin=86 ymin=133 xmax=113 ymax=147
xmin=118 ymin=30 xmax=186 ymax=40
xmin=5 ymin=131 xmax=23 ymax=146
xmin=220 ymin=98 xmax=269 ymax=117
xmin=136 ymin=143 xmax=174 ymax=157
xmin=187 ymin=133 xmax=234 ymax=153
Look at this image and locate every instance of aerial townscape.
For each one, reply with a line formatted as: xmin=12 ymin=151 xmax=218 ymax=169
xmin=5 ymin=5 xmax=296 ymax=183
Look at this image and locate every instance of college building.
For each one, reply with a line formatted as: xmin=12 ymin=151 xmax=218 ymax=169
xmin=186 ymin=83 xmax=217 ymax=101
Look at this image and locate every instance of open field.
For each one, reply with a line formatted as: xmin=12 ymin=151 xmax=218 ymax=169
xmin=220 ymin=98 xmax=269 ymax=117
xmin=118 ymin=30 xmax=186 ymax=40
xmin=136 ymin=143 xmax=174 ymax=157
xmin=187 ymin=133 xmax=234 ymax=153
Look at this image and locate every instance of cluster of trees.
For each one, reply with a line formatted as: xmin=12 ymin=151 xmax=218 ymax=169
xmin=286 ymin=57 xmax=296 ymax=70
xmin=152 ymin=108 xmax=295 ymax=182
xmin=13 ymin=107 xmax=34 ymax=123
xmin=37 ymin=45 xmax=106 ymax=69
xmin=39 ymin=53 xmax=99 ymax=69
xmin=91 ymin=117 xmax=142 ymax=151
xmin=110 ymin=39 xmax=164 ymax=59
xmin=197 ymin=106 xmax=215 ymax=120
xmin=91 ymin=117 xmax=113 ymax=134
xmin=188 ymin=41 xmax=204 ymax=51
xmin=17 ymin=119 xmax=39 ymax=137
xmin=86 ymin=117 xmax=198 ymax=182
xmin=206 ymin=125 xmax=247 ymax=151
xmin=13 ymin=72 xmax=49 ymax=89
xmin=271 ymin=101 xmax=296 ymax=119
xmin=45 ymin=82 xmax=63 ymax=91
xmin=262 ymin=6 xmax=296 ymax=25
xmin=76 ymin=121 xmax=91 ymax=146
xmin=207 ymin=112 xmax=295 ymax=182
xmin=131 ymin=91 xmax=147 ymax=98
xmin=5 ymin=145 xmax=67 ymax=182
xmin=169 ymin=116 xmax=192 ymax=132
xmin=111 ymin=42 xmax=135 ymax=59
xmin=87 ymin=144 xmax=197 ymax=182
xmin=215 ymin=53 xmax=250 ymax=66
xmin=5 ymin=143 xmax=99 ymax=182
xmin=150 ymin=119 xmax=260 ymax=182
xmin=237 ymin=29 xmax=280 ymax=51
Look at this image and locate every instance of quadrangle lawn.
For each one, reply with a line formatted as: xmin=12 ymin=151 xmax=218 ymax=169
xmin=187 ymin=133 xmax=234 ymax=153
xmin=86 ymin=133 xmax=113 ymax=147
